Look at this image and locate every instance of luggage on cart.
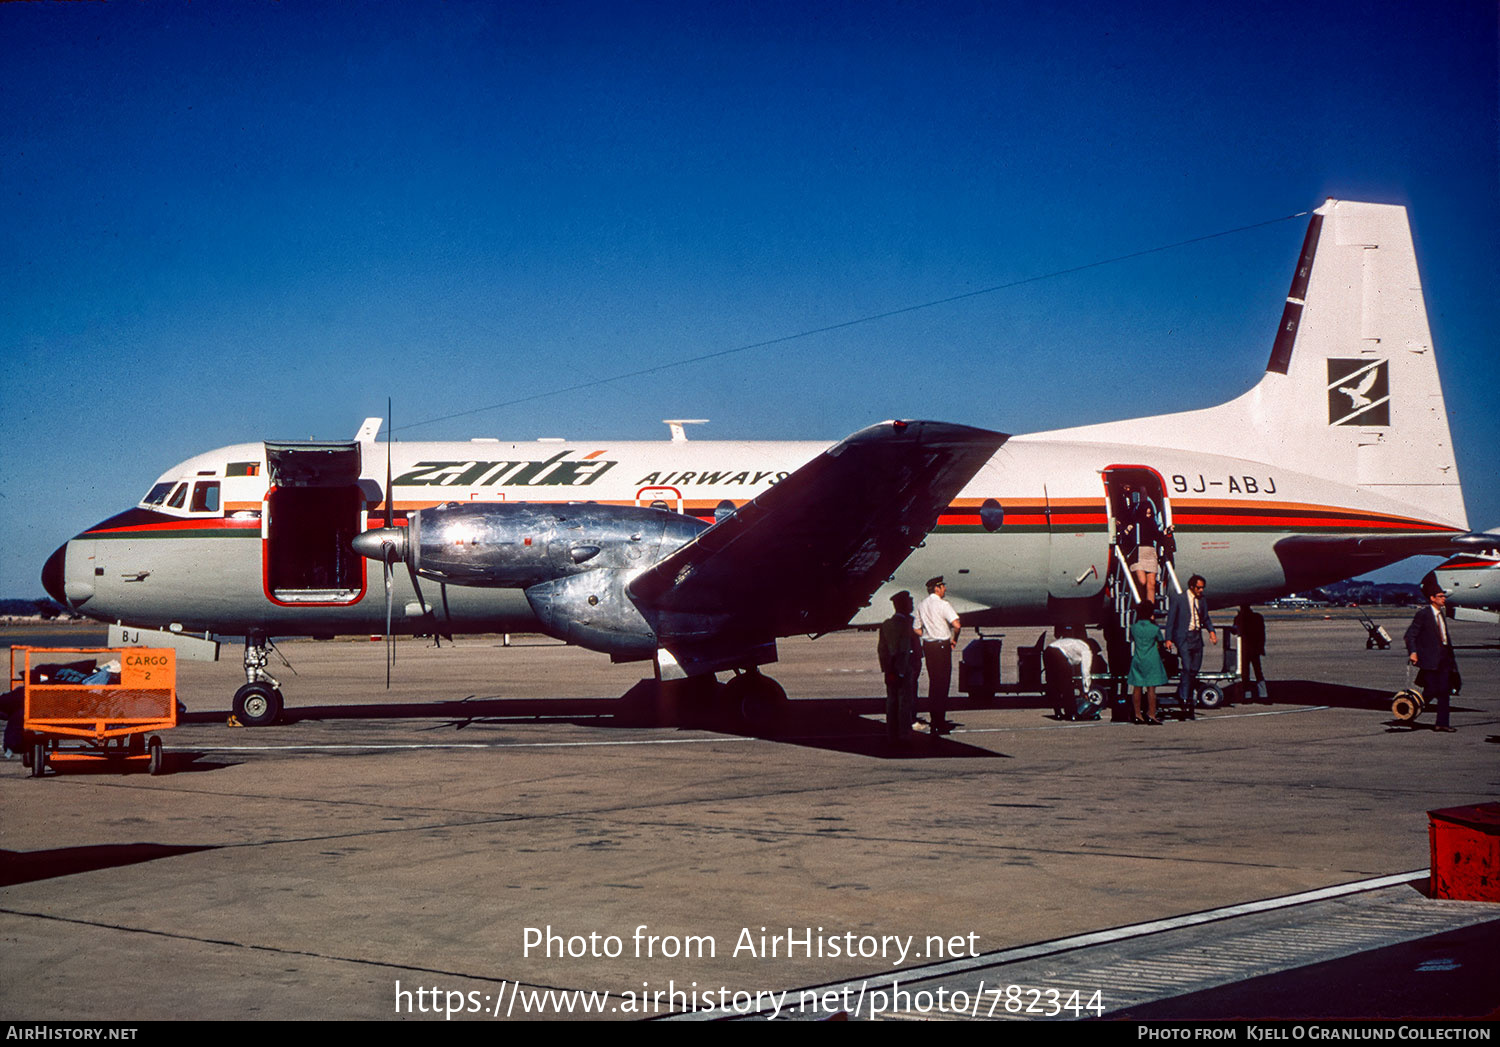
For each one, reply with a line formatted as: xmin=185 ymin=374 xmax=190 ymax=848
xmin=958 ymin=635 xmax=1003 ymax=701
xmin=10 ymin=647 xmax=177 ymax=778
xmin=1353 ymin=604 xmax=1392 ymax=650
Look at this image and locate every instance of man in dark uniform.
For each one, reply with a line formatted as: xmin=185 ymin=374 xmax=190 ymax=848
xmin=1234 ymin=604 xmax=1267 ymax=703
xmin=877 ymin=591 xmax=921 ymax=742
xmin=1405 ymin=575 xmax=1458 ymax=732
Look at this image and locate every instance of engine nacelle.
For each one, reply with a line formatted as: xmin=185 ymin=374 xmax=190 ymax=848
xmin=524 ymin=570 xmax=658 ymax=658
xmin=351 ymin=501 xmax=712 ymax=656
xmin=404 ymin=502 xmax=708 ymax=589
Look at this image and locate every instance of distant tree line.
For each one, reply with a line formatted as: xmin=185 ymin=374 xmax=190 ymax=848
xmin=0 ymin=599 xmax=73 ymax=619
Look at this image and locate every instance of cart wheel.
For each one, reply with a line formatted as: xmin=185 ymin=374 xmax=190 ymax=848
xmin=147 ymin=736 xmax=164 ymax=775
xmin=30 ymin=742 xmax=46 ymax=778
xmin=1195 ymin=685 xmax=1225 ymax=710
xmin=233 ymin=682 xmax=283 ymax=727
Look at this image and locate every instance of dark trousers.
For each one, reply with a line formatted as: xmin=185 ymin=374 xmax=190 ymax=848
xmin=1243 ymin=654 xmax=1265 ymax=701
xmin=1044 ymin=646 xmax=1079 ymax=720
xmin=885 ymin=663 xmax=917 ymax=740
xmin=1423 ymin=663 xmax=1453 ymax=728
xmin=1177 ymin=633 xmax=1204 ymax=714
xmin=924 ymin=641 xmax=952 ymax=730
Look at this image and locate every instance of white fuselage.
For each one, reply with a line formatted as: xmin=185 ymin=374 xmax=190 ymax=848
xmin=51 ymin=429 xmax=1460 ymax=639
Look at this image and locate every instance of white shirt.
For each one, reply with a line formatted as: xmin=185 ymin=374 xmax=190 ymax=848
xmin=1046 ymin=637 xmax=1095 ymax=692
xmin=917 ymin=593 xmax=959 ymax=643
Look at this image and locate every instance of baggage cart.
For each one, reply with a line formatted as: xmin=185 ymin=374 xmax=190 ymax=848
xmin=11 ymin=647 xmax=176 ymax=777
xmin=1352 ymin=604 xmax=1392 ymax=649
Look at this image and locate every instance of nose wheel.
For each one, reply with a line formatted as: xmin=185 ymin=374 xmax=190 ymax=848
xmin=234 ymin=635 xmax=286 ymax=726
xmin=233 ymin=682 xmax=284 ymax=727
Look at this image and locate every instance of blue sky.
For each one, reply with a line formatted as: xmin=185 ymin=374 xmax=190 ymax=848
xmin=3 ymin=0 xmax=1496 ymax=597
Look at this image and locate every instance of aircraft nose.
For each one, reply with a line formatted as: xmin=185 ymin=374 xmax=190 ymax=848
xmin=42 ymin=542 xmax=70 ymax=607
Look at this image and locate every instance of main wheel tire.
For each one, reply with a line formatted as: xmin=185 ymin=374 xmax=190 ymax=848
xmin=1195 ymin=685 xmax=1225 ymax=710
xmin=30 ymin=741 xmax=46 ymax=778
xmin=733 ymin=672 xmax=788 ymax=724
xmin=233 ymin=682 xmax=283 ymax=727
xmin=147 ymin=735 xmax=164 ymax=775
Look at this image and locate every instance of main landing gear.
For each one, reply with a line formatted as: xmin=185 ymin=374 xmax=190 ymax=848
xmin=722 ymin=668 xmax=788 ymax=724
xmin=232 ymin=635 xmax=285 ymax=726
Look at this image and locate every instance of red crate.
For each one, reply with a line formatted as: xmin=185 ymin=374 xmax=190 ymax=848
xmin=1428 ymin=803 xmax=1500 ymax=902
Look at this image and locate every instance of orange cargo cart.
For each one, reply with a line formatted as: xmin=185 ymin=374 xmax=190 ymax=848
xmin=11 ymin=647 xmax=177 ymax=777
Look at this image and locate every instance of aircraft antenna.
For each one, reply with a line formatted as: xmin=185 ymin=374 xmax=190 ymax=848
xmin=393 ymin=211 xmax=1310 ymax=435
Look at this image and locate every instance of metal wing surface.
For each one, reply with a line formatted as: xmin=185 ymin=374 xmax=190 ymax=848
xmin=628 ymin=420 xmax=1008 ymax=648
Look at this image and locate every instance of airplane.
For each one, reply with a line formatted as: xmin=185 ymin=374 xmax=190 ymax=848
xmin=41 ymin=198 xmax=1489 ymax=727
xmin=1434 ymin=539 xmax=1500 ymax=624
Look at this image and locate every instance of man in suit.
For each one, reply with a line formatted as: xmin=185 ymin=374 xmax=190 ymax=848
xmin=1165 ymin=574 xmax=1216 ymax=719
xmin=1405 ymin=575 xmax=1458 ymax=732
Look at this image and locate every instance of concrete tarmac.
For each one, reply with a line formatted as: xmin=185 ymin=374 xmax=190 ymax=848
xmin=2 ymin=612 xmax=1497 ymax=1021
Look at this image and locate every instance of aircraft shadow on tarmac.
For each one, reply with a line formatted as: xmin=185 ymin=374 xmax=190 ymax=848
xmin=1269 ymin=679 xmax=1407 ymax=710
xmin=0 ymin=842 xmax=219 ymax=887
xmin=190 ymin=680 xmax=1006 ymax=760
xmin=1241 ymin=679 xmax=1484 ymax=734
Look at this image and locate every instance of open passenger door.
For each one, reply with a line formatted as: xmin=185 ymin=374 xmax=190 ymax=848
xmin=263 ymin=441 xmax=367 ymax=605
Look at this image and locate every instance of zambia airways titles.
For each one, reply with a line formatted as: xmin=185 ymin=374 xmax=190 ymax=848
xmin=392 ymin=450 xmax=789 ymax=490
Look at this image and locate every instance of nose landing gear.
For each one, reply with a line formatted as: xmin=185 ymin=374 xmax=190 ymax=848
xmin=232 ymin=635 xmax=285 ymax=726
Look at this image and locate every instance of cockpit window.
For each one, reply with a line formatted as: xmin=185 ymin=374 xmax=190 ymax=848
xmin=143 ymin=482 xmax=175 ymax=506
xmin=166 ymin=484 xmax=188 ymax=509
xmin=191 ymin=481 xmax=221 ymax=513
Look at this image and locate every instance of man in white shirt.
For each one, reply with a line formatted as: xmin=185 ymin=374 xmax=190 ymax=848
xmin=1045 ymin=632 xmax=1102 ymax=721
xmin=917 ymin=576 xmax=961 ymax=735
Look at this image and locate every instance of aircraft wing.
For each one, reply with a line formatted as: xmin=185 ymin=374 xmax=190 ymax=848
xmin=628 ymin=420 xmax=1007 ymax=653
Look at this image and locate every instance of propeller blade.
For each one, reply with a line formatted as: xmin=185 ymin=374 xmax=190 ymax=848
xmin=384 ymin=557 xmax=393 ymax=688
xmin=405 ymin=558 xmax=439 ymax=649
xmin=384 ymin=397 xmax=393 ymax=530
xmin=438 ymin=581 xmax=454 ymax=643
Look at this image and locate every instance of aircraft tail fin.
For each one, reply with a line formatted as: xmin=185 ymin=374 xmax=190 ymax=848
xmin=1048 ymin=199 xmax=1467 ymax=529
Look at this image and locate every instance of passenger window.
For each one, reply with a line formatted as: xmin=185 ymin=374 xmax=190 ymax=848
xmin=191 ymin=481 xmax=221 ymax=513
xmin=166 ymin=484 xmax=187 ymax=509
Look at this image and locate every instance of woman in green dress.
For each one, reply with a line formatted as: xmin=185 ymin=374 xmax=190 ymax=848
xmin=1128 ymin=602 xmax=1168 ymax=725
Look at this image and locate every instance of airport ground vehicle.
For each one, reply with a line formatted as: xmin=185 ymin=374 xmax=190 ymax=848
xmin=11 ymin=647 xmax=176 ymax=777
xmin=959 ymin=627 xmax=1242 ymax=721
